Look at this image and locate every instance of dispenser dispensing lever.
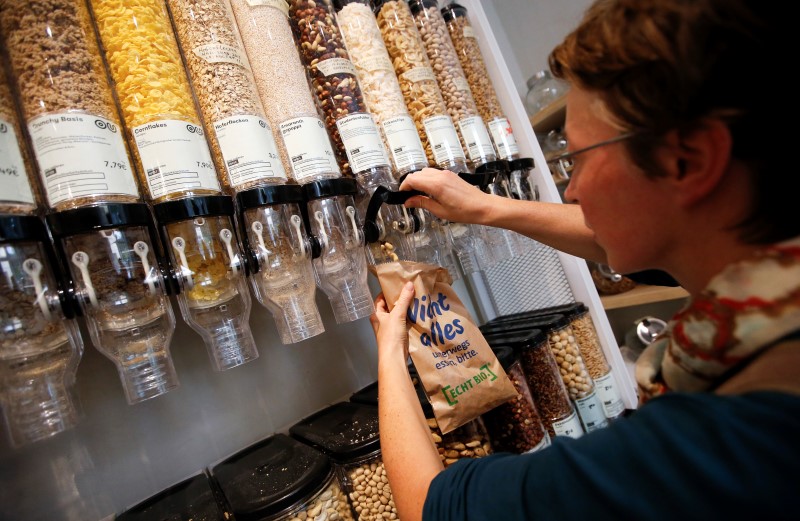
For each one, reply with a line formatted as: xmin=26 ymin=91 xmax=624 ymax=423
xmin=219 ymin=229 xmax=241 ymax=275
xmin=71 ymin=251 xmax=99 ymax=308
xmin=171 ymin=237 xmax=195 ymax=290
xmin=133 ymin=241 xmax=157 ymax=296
xmin=22 ymin=258 xmax=52 ymax=321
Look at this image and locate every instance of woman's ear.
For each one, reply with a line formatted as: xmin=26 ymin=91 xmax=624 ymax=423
xmin=658 ymin=119 xmax=733 ymax=207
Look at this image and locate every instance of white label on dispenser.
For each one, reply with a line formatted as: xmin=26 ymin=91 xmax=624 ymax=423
xmin=279 ymin=116 xmax=340 ymax=181
xmin=422 ymin=115 xmax=465 ymax=166
xmin=402 ymin=66 xmax=436 ymax=83
xmin=133 ymin=119 xmax=220 ymax=200
xmin=453 ymin=76 xmax=471 ymax=92
xmin=575 ymin=391 xmax=609 ymax=432
xmin=27 ymin=113 xmax=138 ymax=206
xmin=488 ymin=117 xmax=519 ymax=159
xmin=552 ymin=410 xmax=583 ymax=439
xmin=316 ymin=58 xmax=357 ymax=77
xmin=0 ymin=118 xmax=34 ymax=205
xmin=336 ymin=113 xmax=390 ymax=172
xmin=245 ymin=0 xmax=289 ymax=16
xmin=595 ymin=371 xmax=626 ymax=419
xmin=463 ymin=25 xmax=476 ymax=39
xmin=192 ymin=43 xmax=251 ymax=71
xmin=214 ymin=115 xmax=287 ymax=187
xmin=358 ymin=55 xmax=394 ymax=73
xmin=457 ymin=115 xmax=495 ymax=162
xmin=382 ymin=115 xmax=427 ymax=171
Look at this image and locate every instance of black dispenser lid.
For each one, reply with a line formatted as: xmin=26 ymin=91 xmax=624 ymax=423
xmin=332 ymin=0 xmax=369 ymax=10
xmin=302 ymin=178 xmax=359 ymax=201
xmin=152 ymin=195 xmax=234 ymax=224
xmin=289 ymin=401 xmax=381 ymax=463
xmin=475 ymin=160 xmax=507 ymax=175
xmin=480 ymin=313 xmax=569 ymax=337
xmin=117 ymin=473 xmax=228 ymax=521
xmin=492 ymin=345 xmax=517 ymax=370
xmin=408 ymin=0 xmax=438 ymax=15
xmin=211 ymin=433 xmax=332 ymax=521
xmin=482 ymin=329 xmax=547 ymax=352
xmin=440 ymin=2 xmax=466 ymax=22
xmin=0 ymin=215 xmax=49 ymax=243
xmin=508 ymin=157 xmax=534 ymax=172
xmin=46 ymin=203 xmax=152 ymax=237
xmin=349 ymin=381 xmax=379 ymax=406
xmin=484 ymin=302 xmax=587 ymax=328
xmin=237 ymin=184 xmax=304 ymax=210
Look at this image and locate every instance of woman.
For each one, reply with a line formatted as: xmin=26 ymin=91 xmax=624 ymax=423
xmin=370 ymin=0 xmax=800 ymax=519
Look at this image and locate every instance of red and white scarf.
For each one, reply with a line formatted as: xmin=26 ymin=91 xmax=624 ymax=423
xmin=636 ymin=236 xmax=800 ymax=401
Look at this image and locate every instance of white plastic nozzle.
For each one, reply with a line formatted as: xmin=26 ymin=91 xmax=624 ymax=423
xmin=133 ymin=241 xmax=157 ymax=296
xmin=314 ymin=210 xmax=329 ymax=250
xmin=22 ymin=258 xmax=52 ymax=321
xmin=290 ymin=214 xmax=307 ymax=258
xmin=345 ymin=205 xmax=361 ymax=243
xmin=70 ymin=251 xmax=99 ymax=308
xmin=171 ymin=236 xmax=194 ymax=290
xmin=219 ymin=229 xmax=240 ymax=275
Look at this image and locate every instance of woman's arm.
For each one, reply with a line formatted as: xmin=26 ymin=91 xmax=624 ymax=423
xmin=400 ymin=168 xmax=608 ymax=263
xmin=371 ymin=283 xmax=444 ymax=521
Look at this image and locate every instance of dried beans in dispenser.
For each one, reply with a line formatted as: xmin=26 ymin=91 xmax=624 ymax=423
xmin=167 ymin=0 xmax=324 ymax=344
xmin=230 ymin=0 xmax=374 ymax=323
xmin=441 ymin=3 xmax=520 ymax=161
xmin=89 ymin=0 xmax=257 ymax=371
xmin=1 ymin=0 xmax=180 ymax=404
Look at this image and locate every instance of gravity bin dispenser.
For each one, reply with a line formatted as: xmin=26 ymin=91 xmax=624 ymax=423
xmin=47 ymin=204 xmax=179 ymax=405
xmin=0 ymin=215 xmax=84 ymax=447
xmin=237 ymin=186 xmax=324 ymax=344
xmin=153 ymin=197 xmax=257 ymax=371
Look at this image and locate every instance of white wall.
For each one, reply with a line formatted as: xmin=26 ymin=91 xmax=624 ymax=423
xmin=479 ymin=0 xmax=593 ymax=99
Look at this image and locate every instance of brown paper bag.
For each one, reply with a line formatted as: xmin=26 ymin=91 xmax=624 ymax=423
xmin=375 ymin=261 xmax=518 ymax=433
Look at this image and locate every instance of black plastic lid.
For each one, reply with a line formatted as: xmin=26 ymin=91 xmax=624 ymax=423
xmin=440 ymin=2 xmax=466 ymax=22
xmin=482 ymin=329 xmax=547 ymax=352
xmin=46 ymin=203 xmax=152 ymax=237
xmin=332 ymin=0 xmax=370 ymax=10
xmin=481 ymin=313 xmax=569 ymax=336
xmin=152 ymin=195 xmax=233 ymax=225
xmin=349 ymin=381 xmax=379 ymax=407
xmin=474 ymin=160 xmax=506 ymax=175
xmin=408 ymin=0 xmax=438 ymax=15
xmin=491 ymin=345 xmax=517 ymax=370
xmin=117 ymin=473 xmax=227 ymax=521
xmin=211 ymin=433 xmax=332 ymax=521
xmin=289 ymin=402 xmax=381 ymax=463
xmin=302 ymin=178 xmax=359 ymax=201
xmin=485 ymin=303 xmax=587 ymax=327
xmin=237 ymin=184 xmax=304 ymax=210
xmin=508 ymin=157 xmax=534 ymax=172
xmin=0 ymin=215 xmax=49 ymax=243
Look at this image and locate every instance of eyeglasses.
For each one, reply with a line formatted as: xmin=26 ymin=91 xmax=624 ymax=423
xmin=546 ymin=131 xmax=638 ymax=180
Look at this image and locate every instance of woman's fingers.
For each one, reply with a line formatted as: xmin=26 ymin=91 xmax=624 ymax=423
xmin=391 ymin=282 xmax=415 ymax=318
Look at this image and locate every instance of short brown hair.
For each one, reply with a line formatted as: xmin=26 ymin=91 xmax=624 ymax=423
xmin=549 ymin=0 xmax=791 ymax=244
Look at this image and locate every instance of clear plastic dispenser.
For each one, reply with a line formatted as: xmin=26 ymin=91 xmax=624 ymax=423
xmin=289 ymin=401 xmax=398 ymax=521
xmin=154 ymin=196 xmax=257 ymax=371
xmin=507 ymin=158 xmax=539 ymax=202
xmin=441 ymin=3 xmax=521 ymax=161
xmin=210 ymin=433 xmax=354 ymax=521
xmin=302 ymin=179 xmax=375 ymax=323
xmin=116 ymin=472 xmax=231 ymax=521
xmin=238 ymin=185 xmax=324 ymax=344
xmin=0 ymin=215 xmax=83 ymax=447
xmin=474 ymin=161 xmax=527 ymax=264
xmin=408 ymin=0 xmax=496 ymax=171
xmin=47 ymin=204 xmax=179 ymax=404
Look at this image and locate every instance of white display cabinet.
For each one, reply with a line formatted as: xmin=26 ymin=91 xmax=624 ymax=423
xmin=0 ymin=3 xmax=635 ymax=519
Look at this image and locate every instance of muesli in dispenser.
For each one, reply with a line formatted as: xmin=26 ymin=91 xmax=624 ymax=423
xmin=89 ymin=0 xmax=258 ymax=370
xmin=1 ymin=1 xmax=180 ymax=403
xmin=168 ymin=0 xmax=324 ymax=344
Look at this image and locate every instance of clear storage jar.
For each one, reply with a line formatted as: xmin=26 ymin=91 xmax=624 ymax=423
xmin=334 ymin=0 xmax=429 ymax=177
xmin=0 ymin=0 xmax=141 ymax=211
xmin=289 ymin=401 xmax=396 ymax=521
xmin=230 ymin=0 xmax=341 ymax=184
xmin=167 ymin=0 xmax=288 ymax=193
xmin=0 ymin=215 xmax=84 ymax=447
xmin=211 ymin=433 xmax=354 ymax=521
xmin=374 ymin=0 xmax=467 ymax=172
xmin=441 ymin=3 xmax=520 ymax=161
xmin=0 ymin=70 xmax=39 ymax=216
xmin=409 ymin=0 xmax=495 ymax=169
xmin=482 ymin=346 xmax=549 ymax=454
xmin=116 ymin=472 xmax=231 ymax=521
xmin=482 ymin=329 xmax=584 ymax=440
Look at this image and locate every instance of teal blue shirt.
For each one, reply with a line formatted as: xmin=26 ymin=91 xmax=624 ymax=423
xmin=423 ymin=392 xmax=800 ymax=520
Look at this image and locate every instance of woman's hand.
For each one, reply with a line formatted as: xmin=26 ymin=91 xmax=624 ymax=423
xmin=399 ymin=168 xmax=495 ymax=225
xmin=370 ymin=282 xmax=415 ymax=363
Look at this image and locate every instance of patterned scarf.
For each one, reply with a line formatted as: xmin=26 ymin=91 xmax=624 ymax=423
xmin=636 ymin=236 xmax=800 ymax=401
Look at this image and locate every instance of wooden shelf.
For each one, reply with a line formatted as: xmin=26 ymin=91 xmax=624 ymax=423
xmin=530 ymin=93 xmax=567 ymax=134
xmin=600 ymin=284 xmax=689 ymax=310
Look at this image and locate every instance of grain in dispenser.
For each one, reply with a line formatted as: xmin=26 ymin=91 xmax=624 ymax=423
xmin=0 ymin=2 xmax=181 ymax=403
xmin=89 ymin=0 xmax=257 ymax=370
